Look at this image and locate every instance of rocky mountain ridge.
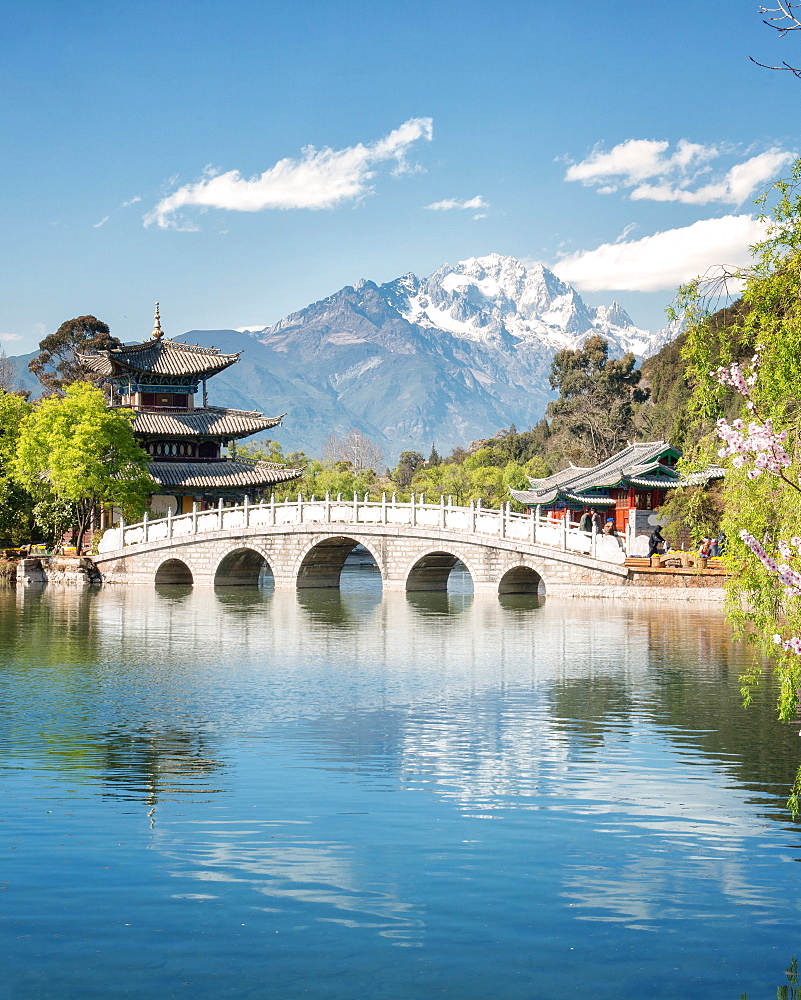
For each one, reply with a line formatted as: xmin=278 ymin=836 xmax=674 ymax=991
xmin=10 ymin=255 xmax=676 ymax=460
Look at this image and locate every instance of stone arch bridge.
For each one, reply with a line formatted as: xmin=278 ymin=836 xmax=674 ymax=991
xmin=94 ymin=495 xmax=629 ymax=596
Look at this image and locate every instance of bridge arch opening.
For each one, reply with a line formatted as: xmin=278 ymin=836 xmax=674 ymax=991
xmin=498 ymin=565 xmax=544 ymax=596
xmin=297 ymin=537 xmax=381 ymax=590
xmin=214 ymin=548 xmax=274 ymax=587
xmin=406 ymin=552 xmax=474 ymax=593
xmin=154 ymin=558 xmax=193 ymax=585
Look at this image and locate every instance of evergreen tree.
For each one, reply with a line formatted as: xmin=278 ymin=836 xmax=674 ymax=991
xmin=29 ymin=315 xmax=122 ymax=395
xmin=547 ymin=334 xmax=648 ymax=464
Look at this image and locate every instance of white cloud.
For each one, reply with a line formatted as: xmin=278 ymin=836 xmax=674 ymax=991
xmin=631 ymin=149 xmax=793 ymax=204
xmin=121 ymin=195 xmax=142 ymax=207
xmin=565 ymin=139 xmax=716 ymax=185
xmin=0 ymin=333 xmax=22 ymax=342
xmin=551 ymin=214 xmax=767 ymax=292
xmin=425 ymin=195 xmax=488 ymax=211
xmin=93 ymin=215 xmax=110 ymax=228
xmin=565 ymin=139 xmax=792 ymax=206
xmin=145 ymin=117 xmax=434 ymax=230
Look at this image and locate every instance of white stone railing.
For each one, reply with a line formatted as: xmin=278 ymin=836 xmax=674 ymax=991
xmin=96 ymin=494 xmax=627 ymax=565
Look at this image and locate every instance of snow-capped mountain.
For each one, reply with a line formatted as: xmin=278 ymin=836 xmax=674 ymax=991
xmin=9 ymin=255 xmax=676 ymax=460
xmin=393 ymin=254 xmax=656 ymax=357
xmin=225 ymin=254 xmax=671 ymax=456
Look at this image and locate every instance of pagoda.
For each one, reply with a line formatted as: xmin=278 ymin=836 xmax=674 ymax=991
xmin=78 ymin=304 xmax=302 ymax=515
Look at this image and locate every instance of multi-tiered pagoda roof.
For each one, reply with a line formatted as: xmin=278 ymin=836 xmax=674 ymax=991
xmin=78 ymin=305 xmax=302 ymax=509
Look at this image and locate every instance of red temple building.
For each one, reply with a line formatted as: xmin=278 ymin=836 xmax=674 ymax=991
xmin=510 ymin=440 xmax=698 ymax=535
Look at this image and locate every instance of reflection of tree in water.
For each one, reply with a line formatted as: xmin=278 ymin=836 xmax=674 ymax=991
xmin=549 ymin=675 xmax=635 ymax=747
xmin=404 ymin=591 xmax=472 ymax=618
xmin=497 ymin=593 xmax=545 ymax=614
xmin=99 ymin=723 xmax=226 ymax=810
xmin=741 ymin=955 xmax=800 ymax=1000
xmin=546 ymin=607 xmax=800 ymax=813
xmin=296 ymin=584 xmax=382 ymax=627
xmin=0 ymin=584 xmax=102 ymax=666
xmin=153 ymin=583 xmax=194 ymax=605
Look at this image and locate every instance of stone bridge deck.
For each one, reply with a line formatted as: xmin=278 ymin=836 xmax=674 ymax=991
xmin=94 ymin=495 xmax=630 ymax=594
xmin=91 ymin=495 xmax=726 ymax=600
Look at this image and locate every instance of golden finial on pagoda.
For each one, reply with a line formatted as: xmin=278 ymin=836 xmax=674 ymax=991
xmin=151 ymin=302 xmax=164 ymax=340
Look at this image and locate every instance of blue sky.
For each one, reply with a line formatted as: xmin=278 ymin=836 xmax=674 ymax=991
xmin=2 ymin=0 xmax=799 ymax=351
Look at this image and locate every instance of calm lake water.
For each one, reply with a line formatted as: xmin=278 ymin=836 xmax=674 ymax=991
xmin=2 ymin=571 xmax=801 ymax=1000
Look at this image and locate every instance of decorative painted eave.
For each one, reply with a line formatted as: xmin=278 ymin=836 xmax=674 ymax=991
xmin=131 ymin=406 xmax=285 ymax=439
xmin=147 ymin=458 xmax=302 ymax=490
xmin=78 ymin=339 xmax=241 ymax=379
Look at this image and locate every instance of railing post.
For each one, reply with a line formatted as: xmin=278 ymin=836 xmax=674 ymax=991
xmin=469 ymin=499 xmax=476 ymax=534
xmin=529 ymin=507 xmax=536 ymax=543
xmin=325 ymin=491 xmax=331 ymax=522
xmin=410 ymin=492 xmax=416 ymax=527
xmin=167 ymin=507 xmax=173 ymax=539
xmin=297 ymin=491 xmax=303 ymax=524
xmin=440 ymin=494 xmax=445 ymax=529
xmin=192 ymin=502 xmax=198 ymax=534
xmin=270 ymin=493 xmax=276 ymax=526
xmin=353 ymin=491 xmax=359 ymax=524
xmin=381 ymin=492 xmax=387 ymax=524
xmin=476 ymin=498 xmax=482 ymax=533
xmin=591 ymin=525 xmax=598 ymax=560
xmin=243 ymin=495 xmax=250 ymax=528
xmin=119 ymin=515 xmax=126 ymax=546
xmin=142 ymin=510 xmax=149 ymax=543
xmin=561 ymin=515 xmax=567 ymax=551
xmin=500 ymin=503 xmax=506 ymax=539
xmin=217 ymin=498 xmax=224 ymax=530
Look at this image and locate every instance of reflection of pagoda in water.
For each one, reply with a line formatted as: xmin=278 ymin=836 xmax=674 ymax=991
xmin=79 ymin=305 xmax=302 ymax=514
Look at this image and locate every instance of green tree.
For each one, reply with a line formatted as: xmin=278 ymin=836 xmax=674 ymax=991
xmin=677 ymin=159 xmax=801 ymax=808
xmin=0 ymin=391 xmax=35 ymax=544
xmin=28 ymin=315 xmax=122 ymax=395
xmin=547 ymin=334 xmax=648 ymax=465
xmin=392 ymin=451 xmax=425 ymax=490
xmin=658 ymin=481 xmax=725 ymax=549
xmin=14 ymin=382 xmax=152 ymax=550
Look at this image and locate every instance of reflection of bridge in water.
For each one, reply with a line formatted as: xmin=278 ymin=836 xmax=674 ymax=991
xmin=94 ymin=495 xmax=629 ymax=595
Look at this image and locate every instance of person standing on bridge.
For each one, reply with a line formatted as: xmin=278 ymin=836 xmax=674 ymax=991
xmin=590 ymin=509 xmax=603 ymax=534
xmin=579 ymin=509 xmax=592 ymax=533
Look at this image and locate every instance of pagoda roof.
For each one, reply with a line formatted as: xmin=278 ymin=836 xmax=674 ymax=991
xmin=148 ymin=459 xmax=302 ymax=491
xmin=131 ymin=406 xmax=284 ymax=440
xmin=510 ymin=441 xmax=682 ymax=505
xmin=79 ymin=338 xmax=240 ymax=379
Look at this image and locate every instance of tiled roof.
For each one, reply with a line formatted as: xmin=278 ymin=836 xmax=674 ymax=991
xmin=516 ymin=441 xmax=681 ymax=504
xmin=148 ymin=459 xmax=302 ymax=490
xmin=78 ymin=338 xmax=240 ymax=378
xmin=132 ymin=406 xmax=283 ymax=439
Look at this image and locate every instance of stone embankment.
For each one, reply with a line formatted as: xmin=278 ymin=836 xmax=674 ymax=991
xmin=17 ymin=555 xmax=101 ymax=586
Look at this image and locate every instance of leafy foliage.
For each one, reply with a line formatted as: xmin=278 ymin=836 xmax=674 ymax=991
xmin=28 ymin=315 xmax=122 ymax=395
xmin=658 ymin=481 xmax=725 ymax=549
xmin=677 ymin=160 xmax=801 ymax=811
xmin=547 ymin=334 xmax=648 ymax=464
xmin=13 ymin=382 xmax=152 ymax=549
xmin=0 ymin=391 xmax=35 ymax=544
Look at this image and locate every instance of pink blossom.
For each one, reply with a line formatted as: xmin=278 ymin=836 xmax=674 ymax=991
xmin=717 ymin=417 xmax=791 ymax=477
